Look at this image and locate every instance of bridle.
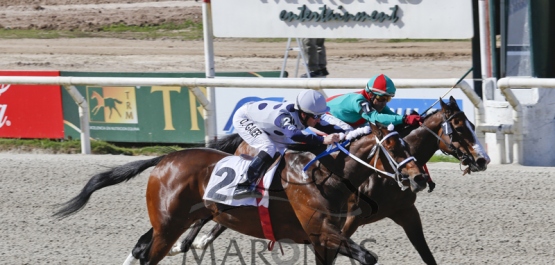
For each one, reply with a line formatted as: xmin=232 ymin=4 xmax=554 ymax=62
xmin=335 ymin=130 xmax=416 ymax=191
xmin=420 ymin=110 xmax=476 ymax=169
xmin=302 ymin=127 xmax=417 ymax=191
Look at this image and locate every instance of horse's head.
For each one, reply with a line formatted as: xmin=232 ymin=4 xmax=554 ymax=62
xmin=354 ymin=123 xmax=428 ymax=193
xmin=432 ymin=96 xmax=490 ymax=172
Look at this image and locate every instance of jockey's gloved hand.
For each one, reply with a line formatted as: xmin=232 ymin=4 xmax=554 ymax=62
xmin=338 ymin=132 xmax=346 ymax=141
xmin=323 ymin=133 xmax=340 ymax=145
xmin=403 ymin=114 xmax=422 ymax=126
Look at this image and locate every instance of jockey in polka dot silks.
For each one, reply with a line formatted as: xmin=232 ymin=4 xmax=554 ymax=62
xmin=232 ymin=89 xmax=346 ymax=199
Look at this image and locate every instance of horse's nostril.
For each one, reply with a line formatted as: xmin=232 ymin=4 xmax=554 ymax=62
xmin=413 ymin=174 xmax=426 ymax=184
xmin=476 ymin=158 xmax=487 ymax=168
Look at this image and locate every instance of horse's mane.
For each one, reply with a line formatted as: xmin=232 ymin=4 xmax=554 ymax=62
xmin=421 ymin=109 xmax=439 ymax=121
xmin=393 ymin=109 xmax=439 ymax=138
xmin=397 ymin=98 xmax=466 ymax=138
xmin=207 ymin=133 xmax=244 ymax=154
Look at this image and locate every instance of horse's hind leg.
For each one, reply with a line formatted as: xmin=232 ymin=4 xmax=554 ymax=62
xmin=145 ymin=198 xmax=209 ymax=263
xmin=168 ymin=217 xmax=213 ymax=256
xmin=146 ymin=219 xmax=195 ymax=265
xmin=122 ymin=228 xmax=154 ymax=265
xmin=308 ymin=220 xmax=378 ymax=265
xmin=390 ymin=205 xmax=437 ymax=265
xmin=192 ymin=223 xmax=228 ymax=250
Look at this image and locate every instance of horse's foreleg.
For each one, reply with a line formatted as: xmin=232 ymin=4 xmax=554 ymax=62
xmin=335 ymin=237 xmax=379 ymax=265
xmin=311 ymin=244 xmax=339 ymax=265
xmin=310 ymin=219 xmax=378 ymax=265
xmin=389 ymin=205 xmax=437 ymax=265
xmin=341 ymin=215 xmax=361 ymax=238
xmin=310 ymin=236 xmax=378 ymax=265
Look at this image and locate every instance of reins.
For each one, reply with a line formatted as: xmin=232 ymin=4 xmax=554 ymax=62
xmin=335 ymin=131 xmax=415 ymax=191
xmin=303 ymin=129 xmax=415 ymax=191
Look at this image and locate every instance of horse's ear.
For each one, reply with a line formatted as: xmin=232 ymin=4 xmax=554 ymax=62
xmin=449 ymin=96 xmax=461 ymax=111
xmin=439 ymin=97 xmax=452 ymax=116
xmin=439 ymin=97 xmax=447 ymax=109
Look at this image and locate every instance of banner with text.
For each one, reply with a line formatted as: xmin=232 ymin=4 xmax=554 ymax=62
xmin=61 ymin=71 xmax=282 ymax=144
xmin=211 ymin=0 xmax=473 ymax=39
xmin=0 ymin=70 xmax=64 ymax=139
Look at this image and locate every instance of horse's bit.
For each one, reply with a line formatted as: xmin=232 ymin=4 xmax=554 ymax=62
xmin=420 ymin=111 xmax=476 ymax=168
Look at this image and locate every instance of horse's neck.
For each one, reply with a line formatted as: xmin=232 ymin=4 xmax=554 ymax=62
xmin=404 ymin=114 xmax=443 ymax=165
xmin=296 ymin=148 xmax=370 ymax=201
xmin=341 ymin=137 xmax=382 ymax=190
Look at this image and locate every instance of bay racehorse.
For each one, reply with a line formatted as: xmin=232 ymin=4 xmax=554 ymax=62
xmin=172 ymin=96 xmax=489 ymax=265
xmin=340 ymin=96 xmax=490 ymax=264
xmin=55 ymin=122 xmax=428 ymax=265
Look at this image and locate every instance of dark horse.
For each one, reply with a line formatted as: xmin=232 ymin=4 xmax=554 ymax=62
xmin=341 ymin=96 xmax=490 ymax=264
xmin=55 ymin=123 xmax=428 ymax=265
xmin=171 ymin=96 xmax=490 ymax=265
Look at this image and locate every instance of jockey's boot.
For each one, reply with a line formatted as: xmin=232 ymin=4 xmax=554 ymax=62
xmin=233 ymin=151 xmax=274 ymax=200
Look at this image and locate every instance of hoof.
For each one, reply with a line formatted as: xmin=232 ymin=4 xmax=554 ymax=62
xmin=167 ymin=242 xmax=182 ymax=256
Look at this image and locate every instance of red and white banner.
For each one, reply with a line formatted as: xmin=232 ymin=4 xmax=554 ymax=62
xmin=0 ymin=71 xmax=64 ymax=139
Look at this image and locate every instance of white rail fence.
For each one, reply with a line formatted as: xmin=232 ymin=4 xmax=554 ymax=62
xmin=484 ymin=77 xmax=555 ymax=166
xmin=1 ymin=76 xmax=551 ymax=166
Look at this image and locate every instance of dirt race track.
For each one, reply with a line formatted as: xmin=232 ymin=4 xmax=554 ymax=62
xmin=0 ymin=153 xmax=554 ymax=265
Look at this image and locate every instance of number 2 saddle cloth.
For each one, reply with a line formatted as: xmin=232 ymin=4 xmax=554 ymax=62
xmin=203 ymin=155 xmax=280 ymax=208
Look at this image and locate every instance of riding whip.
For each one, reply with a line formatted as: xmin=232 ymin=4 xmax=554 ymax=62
xmin=419 ymin=67 xmax=473 ymax=116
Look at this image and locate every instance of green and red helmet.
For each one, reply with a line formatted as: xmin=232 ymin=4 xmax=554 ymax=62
xmin=365 ymin=74 xmax=396 ymax=97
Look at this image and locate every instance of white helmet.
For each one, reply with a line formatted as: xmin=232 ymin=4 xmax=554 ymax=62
xmin=295 ymin=90 xmax=330 ymax=115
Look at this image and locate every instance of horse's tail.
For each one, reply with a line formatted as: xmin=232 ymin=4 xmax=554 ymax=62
xmin=53 ymin=155 xmax=166 ymax=219
xmin=207 ymin=133 xmax=243 ymax=154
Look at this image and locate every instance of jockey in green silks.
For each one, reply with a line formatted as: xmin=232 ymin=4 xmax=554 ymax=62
xmin=326 ymin=74 xmax=422 ymax=129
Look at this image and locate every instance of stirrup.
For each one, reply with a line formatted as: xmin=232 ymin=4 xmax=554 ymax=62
xmin=233 ymin=186 xmax=262 ymax=200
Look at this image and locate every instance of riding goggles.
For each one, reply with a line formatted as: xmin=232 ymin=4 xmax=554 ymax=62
xmin=311 ymin=114 xmax=322 ymax=119
xmin=374 ymin=94 xmax=392 ymax=103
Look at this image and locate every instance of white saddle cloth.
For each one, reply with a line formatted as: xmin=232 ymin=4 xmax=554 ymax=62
xmin=203 ymin=155 xmax=279 ymax=207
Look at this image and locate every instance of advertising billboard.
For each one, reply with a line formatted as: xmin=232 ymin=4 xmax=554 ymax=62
xmin=61 ymin=71 xmax=282 ymax=144
xmin=0 ymin=70 xmax=64 ymax=139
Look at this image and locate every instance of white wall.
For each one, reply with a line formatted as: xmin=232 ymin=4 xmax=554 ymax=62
xmin=521 ymin=88 xmax=555 ymax=166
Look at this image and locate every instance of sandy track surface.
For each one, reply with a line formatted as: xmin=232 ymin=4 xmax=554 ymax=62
xmin=1 ymin=153 xmax=554 ymax=264
xmin=0 ymin=38 xmax=472 ymax=79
